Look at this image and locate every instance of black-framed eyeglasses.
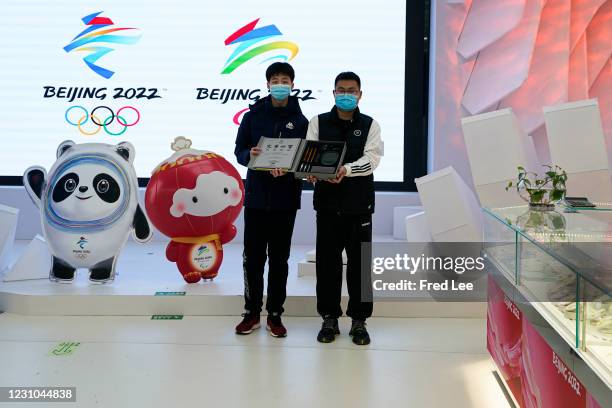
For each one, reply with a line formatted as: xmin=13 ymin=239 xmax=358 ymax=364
xmin=334 ymin=89 xmax=360 ymax=95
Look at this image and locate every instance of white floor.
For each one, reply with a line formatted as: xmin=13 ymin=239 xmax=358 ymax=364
xmin=0 ymin=313 xmax=510 ymax=408
xmin=0 ymin=239 xmax=507 ymax=407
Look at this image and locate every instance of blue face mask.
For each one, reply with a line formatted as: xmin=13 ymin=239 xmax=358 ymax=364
xmin=335 ymin=94 xmax=358 ymax=111
xmin=270 ymin=84 xmax=291 ymax=101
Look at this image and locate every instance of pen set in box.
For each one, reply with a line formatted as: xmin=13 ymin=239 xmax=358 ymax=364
xmin=294 ymin=141 xmax=346 ymax=179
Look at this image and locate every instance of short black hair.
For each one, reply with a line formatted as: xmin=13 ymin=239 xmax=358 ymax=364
xmin=265 ymin=62 xmax=295 ymax=82
xmin=334 ymin=72 xmax=361 ymax=89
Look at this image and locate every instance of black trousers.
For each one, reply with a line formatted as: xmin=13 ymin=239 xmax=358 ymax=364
xmin=316 ymin=211 xmax=373 ymax=321
xmin=243 ymin=208 xmax=297 ymax=315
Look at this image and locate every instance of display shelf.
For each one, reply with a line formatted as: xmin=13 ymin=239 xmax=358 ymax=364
xmin=529 ymin=299 xmax=612 ymax=390
xmin=484 ymin=205 xmax=612 ymax=295
xmin=484 ymin=204 xmax=612 ymax=396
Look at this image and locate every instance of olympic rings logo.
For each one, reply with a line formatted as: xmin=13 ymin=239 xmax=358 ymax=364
xmin=65 ymin=105 xmax=141 ymax=136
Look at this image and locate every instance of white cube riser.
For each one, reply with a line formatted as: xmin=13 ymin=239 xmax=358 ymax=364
xmin=564 ymin=170 xmax=612 ymax=202
xmin=461 ymin=109 xmax=539 ymax=199
xmin=416 ymin=167 xmax=483 ymax=242
xmin=393 ymin=206 xmax=424 ymax=240
xmin=3 ymin=235 xmax=50 ymax=282
xmin=544 ymin=99 xmax=610 ymax=174
xmin=475 ymin=182 xmax=526 ymax=208
xmin=0 ymin=204 xmax=19 ymax=274
xmin=305 ymin=249 xmax=347 ymax=264
xmin=297 ymin=261 xmax=346 ymax=278
xmin=404 ymin=212 xmax=432 ymax=242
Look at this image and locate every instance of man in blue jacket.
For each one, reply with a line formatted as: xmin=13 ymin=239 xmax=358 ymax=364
xmin=234 ymin=62 xmax=308 ymax=337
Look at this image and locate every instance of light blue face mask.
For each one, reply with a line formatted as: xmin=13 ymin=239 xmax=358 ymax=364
xmin=335 ymin=94 xmax=358 ymax=111
xmin=270 ymin=84 xmax=291 ymax=101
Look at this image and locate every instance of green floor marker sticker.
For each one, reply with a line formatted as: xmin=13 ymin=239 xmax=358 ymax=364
xmin=155 ymin=291 xmax=186 ymax=296
xmin=151 ymin=315 xmax=184 ymax=320
xmin=50 ymin=342 xmax=80 ymax=357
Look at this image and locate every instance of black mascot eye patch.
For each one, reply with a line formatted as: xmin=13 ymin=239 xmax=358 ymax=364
xmin=93 ymin=173 xmax=120 ymax=203
xmin=52 ymin=172 xmax=79 ymax=202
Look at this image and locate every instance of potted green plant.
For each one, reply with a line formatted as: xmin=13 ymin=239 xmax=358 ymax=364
xmin=506 ymin=165 xmax=567 ymax=211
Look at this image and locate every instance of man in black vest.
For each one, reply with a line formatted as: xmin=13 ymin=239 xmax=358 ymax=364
xmin=234 ymin=62 xmax=308 ymax=338
xmin=306 ymin=72 xmax=383 ymax=345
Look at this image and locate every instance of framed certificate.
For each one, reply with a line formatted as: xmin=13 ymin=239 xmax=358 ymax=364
xmin=248 ymin=137 xmax=302 ymax=170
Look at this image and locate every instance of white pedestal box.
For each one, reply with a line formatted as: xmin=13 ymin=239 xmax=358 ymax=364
xmin=304 ymin=249 xmax=346 ymax=264
xmin=297 ymin=261 xmax=346 ymax=278
xmin=305 ymin=248 xmax=316 ymax=263
xmin=393 ymin=206 xmax=424 ymax=240
xmin=299 ymin=248 xmax=347 ymax=277
xmin=415 ymin=167 xmax=483 ymax=242
xmin=3 ymin=235 xmax=50 ymax=282
xmin=403 ymin=211 xmax=433 ymax=260
xmin=556 ymin=170 xmax=612 ymax=203
xmin=461 ymin=108 xmax=539 ymax=207
xmin=544 ymin=99 xmax=612 ymax=202
xmin=0 ymin=204 xmax=19 ymax=276
xmin=404 ymin=211 xmax=432 ymax=242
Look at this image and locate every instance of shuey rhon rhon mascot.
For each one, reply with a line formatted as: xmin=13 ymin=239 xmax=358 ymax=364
xmin=23 ymin=140 xmax=152 ymax=283
xmin=145 ymin=137 xmax=244 ymax=283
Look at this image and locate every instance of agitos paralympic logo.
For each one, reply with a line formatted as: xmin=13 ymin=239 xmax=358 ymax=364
xmin=221 ymin=18 xmax=299 ymax=75
xmin=63 ymin=11 xmax=141 ymax=79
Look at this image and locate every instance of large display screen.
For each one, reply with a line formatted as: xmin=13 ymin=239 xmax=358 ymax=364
xmin=0 ymin=1 xmax=407 ymax=182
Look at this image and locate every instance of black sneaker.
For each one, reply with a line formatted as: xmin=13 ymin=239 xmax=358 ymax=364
xmin=349 ymin=319 xmax=370 ymax=345
xmin=317 ymin=317 xmax=340 ymax=343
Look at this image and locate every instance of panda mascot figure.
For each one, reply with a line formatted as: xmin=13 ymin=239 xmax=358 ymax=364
xmin=145 ymin=137 xmax=244 ymax=283
xmin=23 ymin=140 xmax=152 ymax=283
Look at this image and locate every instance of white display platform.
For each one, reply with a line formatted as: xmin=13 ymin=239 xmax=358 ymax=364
xmin=544 ymin=99 xmax=612 ymax=201
xmin=461 ymin=108 xmax=539 ymax=207
xmin=0 ymin=203 xmax=18 ymax=275
xmin=415 ymin=167 xmax=483 ymax=242
xmin=0 ymin=240 xmax=485 ymax=318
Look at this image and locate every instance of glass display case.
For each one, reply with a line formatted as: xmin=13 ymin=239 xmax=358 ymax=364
xmin=483 ymin=205 xmax=612 ymax=390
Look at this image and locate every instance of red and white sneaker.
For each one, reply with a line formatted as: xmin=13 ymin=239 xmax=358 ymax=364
xmin=266 ymin=314 xmax=287 ymax=338
xmin=235 ymin=312 xmax=261 ymax=335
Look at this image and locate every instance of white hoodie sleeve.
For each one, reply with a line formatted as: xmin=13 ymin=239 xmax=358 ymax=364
xmin=306 ymin=116 xmax=320 ymax=141
xmin=344 ymin=119 xmax=383 ymax=177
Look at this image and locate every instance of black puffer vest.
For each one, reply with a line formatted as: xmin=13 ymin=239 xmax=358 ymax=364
xmin=313 ymin=107 xmax=374 ymax=214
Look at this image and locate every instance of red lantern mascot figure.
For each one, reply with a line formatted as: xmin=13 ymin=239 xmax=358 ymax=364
xmin=145 ymin=137 xmax=244 ymax=283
